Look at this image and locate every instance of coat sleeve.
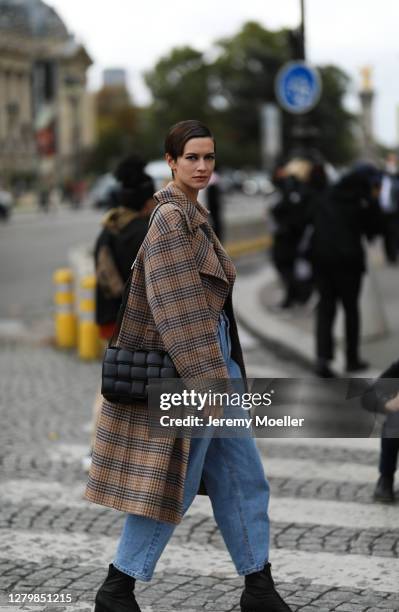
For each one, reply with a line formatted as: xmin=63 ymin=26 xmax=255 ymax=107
xmin=361 ymin=359 xmax=399 ymax=414
xmin=143 ymin=225 xmax=230 ymax=380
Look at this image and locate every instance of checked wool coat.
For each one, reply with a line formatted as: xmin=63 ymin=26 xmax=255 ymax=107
xmin=85 ymin=183 xmax=247 ymax=524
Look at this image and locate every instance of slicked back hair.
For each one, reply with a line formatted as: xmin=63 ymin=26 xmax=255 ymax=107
xmin=164 ymin=120 xmax=215 ymax=160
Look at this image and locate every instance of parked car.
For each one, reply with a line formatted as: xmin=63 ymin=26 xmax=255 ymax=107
xmin=145 ymin=159 xmax=171 ymax=190
xmin=85 ymin=174 xmax=119 ymax=209
xmin=242 ymin=172 xmax=274 ymax=197
xmin=0 ymin=189 xmax=14 ymax=220
xmin=86 ymin=161 xmax=171 ymax=209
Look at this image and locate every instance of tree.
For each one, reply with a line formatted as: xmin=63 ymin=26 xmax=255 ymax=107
xmin=210 ymin=22 xmax=357 ymax=166
xmin=87 ymin=85 xmax=139 ymax=174
xmin=144 ymin=47 xmax=211 ymax=132
xmin=208 ymin=22 xmax=292 ymax=166
xmin=138 ymin=22 xmax=359 ymax=168
xmin=303 ymin=65 xmax=358 ymax=163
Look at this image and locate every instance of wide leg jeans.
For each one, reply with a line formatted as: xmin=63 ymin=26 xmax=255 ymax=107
xmin=113 ymin=312 xmax=270 ymax=581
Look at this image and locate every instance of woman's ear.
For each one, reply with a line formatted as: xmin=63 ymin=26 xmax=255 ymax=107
xmin=165 ymin=153 xmax=176 ymax=178
xmin=165 ymin=153 xmax=175 ymax=171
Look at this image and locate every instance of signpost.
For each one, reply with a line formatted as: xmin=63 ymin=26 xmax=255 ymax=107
xmin=275 ymin=61 xmax=321 ymax=115
xmin=260 ymin=103 xmax=282 ymax=171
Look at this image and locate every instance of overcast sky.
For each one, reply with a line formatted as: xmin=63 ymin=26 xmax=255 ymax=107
xmin=49 ymin=0 xmax=399 ymax=147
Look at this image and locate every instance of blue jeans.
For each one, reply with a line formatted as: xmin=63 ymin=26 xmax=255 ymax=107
xmin=113 ymin=311 xmax=270 ymax=581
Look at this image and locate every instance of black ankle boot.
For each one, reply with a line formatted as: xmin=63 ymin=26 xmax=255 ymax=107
xmin=374 ymin=475 xmax=395 ymax=503
xmin=315 ymin=359 xmax=336 ymax=378
xmin=94 ymin=564 xmax=141 ymax=612
xmin=346 ymin=359 xmax=369 ymax=373
xmin=241 ymin=563 xmax=292 ymax=611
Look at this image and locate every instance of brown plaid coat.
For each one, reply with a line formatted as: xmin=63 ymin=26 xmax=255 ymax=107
xmin=85 ymin=183 xmax=246 ymax=524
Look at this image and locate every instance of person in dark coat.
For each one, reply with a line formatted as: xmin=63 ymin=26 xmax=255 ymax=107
xmin=94 ymin=155 xmax=156 ymax=340
xmin=270 ymin=173 xmax=312 ymax=308
xmin=206 ymin=171 xmax=224 ymax=241
xmin=379 ymin=170 xmax=399 ymax=264
xmin=312 ymin=165 xmax=382 ymax=377
xmin=361 ymin=359 xmax=399 ymax=502
xmin=293 ymin=163 xmax=329 ymax=305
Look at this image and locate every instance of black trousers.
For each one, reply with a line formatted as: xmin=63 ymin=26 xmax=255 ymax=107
xmin=382 ymin=212 xmax=399 ymax=263
xmin=379 ymin=437 xmax=399 ymax=476
xmin=274 ymin=259 xmax=297 ymax=306
xmin=274 ymin=259 xmax=313 ymax=306
xmin=315 ymin=267 xmax=362 ymax=364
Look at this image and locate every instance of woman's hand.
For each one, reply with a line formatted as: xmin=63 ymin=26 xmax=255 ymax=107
xmin=385 ymin=392 xmax=399 ymax=412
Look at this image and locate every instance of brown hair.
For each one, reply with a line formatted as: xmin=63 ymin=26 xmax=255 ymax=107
xmin=164 ymin=120 xmax=215 ymax=160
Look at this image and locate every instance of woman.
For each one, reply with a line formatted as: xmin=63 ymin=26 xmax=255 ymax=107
xmin=86 ymin=120 xmax=292 ymax=612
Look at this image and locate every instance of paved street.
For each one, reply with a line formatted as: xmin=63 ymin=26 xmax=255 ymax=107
xmin=1 ymin=339 xmax=399 ymax=610
xmin=1 ymin=206 xmax=399 ymax=611
xmin=0 ymin=208 xmax=103 ymax=323
xmin=0 ymin=195 xmax=266 ymax=325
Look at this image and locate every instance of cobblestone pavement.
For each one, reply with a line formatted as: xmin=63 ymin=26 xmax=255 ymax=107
xmin=1 ymin=339 xmax=399 ymax=611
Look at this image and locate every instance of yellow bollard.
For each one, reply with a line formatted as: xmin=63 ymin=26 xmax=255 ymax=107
xmin=53 ymin=268 xmax=77 ymax=348
xmin=78 ymin=275 xmax=100 ymax=360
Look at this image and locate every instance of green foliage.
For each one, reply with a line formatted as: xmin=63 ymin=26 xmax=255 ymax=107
xmin=204 ymin=22 xmax=291 ymax=166
xmin=211 ymin=21 xmax=291 ymax=106
xmin=141 ymin=21 xmax=357 ymax=167
xmin=88 ymin=21 xmax=358 ymax=172
xmin=303 ymin=65 xmax=358 ymax=163
xmin=86 ymin=87 xmax=140 ymax=174
xmin=144 ymin=47 xmax=211 ymax=127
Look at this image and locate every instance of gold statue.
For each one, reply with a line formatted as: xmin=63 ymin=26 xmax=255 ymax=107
xmin=360 ymin=66 xmax=373 ymax=92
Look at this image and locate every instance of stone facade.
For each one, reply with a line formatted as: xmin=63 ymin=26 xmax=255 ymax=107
xmin=0 ymin=0 xmax=95 ymax=183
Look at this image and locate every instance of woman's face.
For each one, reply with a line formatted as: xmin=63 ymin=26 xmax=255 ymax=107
xmin=166 ymin=137 xmax=215 ymax=193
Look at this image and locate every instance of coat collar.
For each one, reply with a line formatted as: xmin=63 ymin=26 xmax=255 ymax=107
xmin=153 ymin=182 xmax=209 ymax=232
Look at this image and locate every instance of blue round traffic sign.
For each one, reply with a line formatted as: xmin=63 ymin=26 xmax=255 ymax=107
xmin=275 ymin=61 xmax=322 ymax=114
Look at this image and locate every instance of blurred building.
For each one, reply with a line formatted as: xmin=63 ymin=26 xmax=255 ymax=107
xmin=96 ymin=68 xmax=131 ymax=116
xmin=0 ymin=0 xmax=95 ymax=184
xmin=103 ymin=68 xmax=127 ymax=88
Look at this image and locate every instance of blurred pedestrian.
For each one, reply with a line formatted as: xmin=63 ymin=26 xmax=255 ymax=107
xmin=206 ymin=171 xmax=224 ymax=241
xmin=269 ymin=159 xmax=313 ymax=309
xmin=379 ymin=154 xmax=399 ymax=264
xmin=293 ymin=162 xmax=329 ymax=305
xmin=361 ymin=359 xmax=399 ymax=502
xmin=85 ymin=156 xmax=155 ymax=465
xmin=87 ymin=120 xmax=292 ymax=612
xmin=38 ymin=187 xmax=49 ymax=212
xmin=70 ymin=179 xmax=85 ymax=209
xmin=312 ymin=165 xmax=382 ymax=377
xmin=49 ymin=186 xmax=63 ymax=212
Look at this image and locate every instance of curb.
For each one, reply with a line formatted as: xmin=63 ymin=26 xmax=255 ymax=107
xmin=234 ymin=267 xmax=316 ymax=371
xmin=225 ymin=235 xmax=272 ymax=258
xmin=234 ymin=266 xmax=381 ymax=378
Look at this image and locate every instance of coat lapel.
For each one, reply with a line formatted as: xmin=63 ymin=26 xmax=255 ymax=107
xmin=153 ymin=182 xmax=208 ymax=232
xmin=194 ymin=225 xmax=229 ymax=284
xmin=154 ymin=183 xmax=232 ymax=286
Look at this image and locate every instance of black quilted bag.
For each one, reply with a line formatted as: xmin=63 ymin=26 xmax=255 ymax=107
xmin=101 ymin=347 xmax=178 ymax=403
xmin=100 ymin=203 xmax=179 ymax=404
